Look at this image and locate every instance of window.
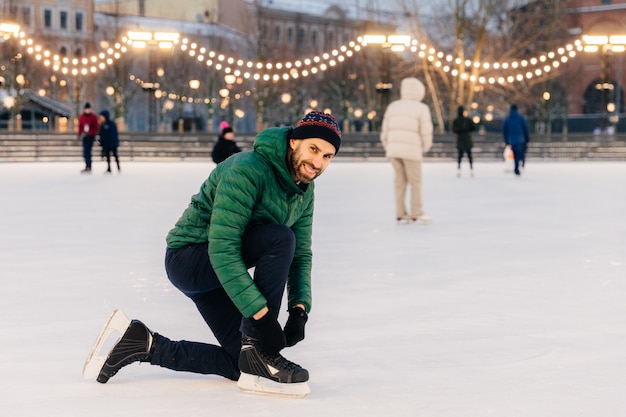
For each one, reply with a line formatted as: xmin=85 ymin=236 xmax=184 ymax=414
xmin=75 ymin=48 xmax=83 ymax=58
xmin=21 ymin=7 xmax=32 ymax=26
xmin=287 ymin=27 xmax=293 ymax=45
xmin=59 ymin=46 xmax=67 ymax=57
xmin=274 ymin=26 xmax=281 ymax=42
xmin=44 ymin=9 xmax=52 ymax=28
xmin=298 ymin=28 xmax=305 ymax=47
xmin=60 ymin=11 xmax=68 ymax=30
xmin=75 ymin=13 xmax=83 ymax=31
xmin=311 ymin=30 xmax=317 ymax=47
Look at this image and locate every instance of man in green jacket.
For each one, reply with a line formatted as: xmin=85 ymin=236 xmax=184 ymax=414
xmin=94 ymin=111 xmax=341 ymax=395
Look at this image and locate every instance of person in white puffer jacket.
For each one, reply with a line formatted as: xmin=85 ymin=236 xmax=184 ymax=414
xmin=380 ymin=77 xmax=434 ymax=224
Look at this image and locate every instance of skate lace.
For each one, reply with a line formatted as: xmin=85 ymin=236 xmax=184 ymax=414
xmin=261 ymin=352 xmax=301 ymax=371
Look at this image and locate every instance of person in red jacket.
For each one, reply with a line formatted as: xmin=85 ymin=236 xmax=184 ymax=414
xmin=77 ymin=102 xmax=99 ymax=173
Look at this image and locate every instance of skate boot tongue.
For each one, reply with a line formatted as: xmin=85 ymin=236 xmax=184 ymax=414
xmin=261 ymin=352 xmax=308 ymax=381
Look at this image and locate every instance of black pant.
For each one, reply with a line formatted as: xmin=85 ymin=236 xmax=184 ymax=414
xmin=457 ymin=148 xmax=473 ymax=168
xmin=103 ymin=146 xmax=120 ymax=171
xmin=82 ymin=135 xmax=95 ymax=168
xmin=152 ymin=224 xmax=296 ymax=379
xmin=511 ymin=143 xmax=526 ymax=174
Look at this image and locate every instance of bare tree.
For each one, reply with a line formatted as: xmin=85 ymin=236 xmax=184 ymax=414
xmin=396 ymin=0 xmax=576 ymax=132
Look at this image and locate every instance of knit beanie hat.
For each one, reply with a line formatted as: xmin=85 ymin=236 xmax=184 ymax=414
xmin=291 ymin=111 xmax=341 ymax=153
xmin=218 ymin=120 xmax=232 ymax=135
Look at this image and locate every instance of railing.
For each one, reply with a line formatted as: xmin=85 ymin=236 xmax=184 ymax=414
xmin=1 ymin=131 xmax=625 ymax=162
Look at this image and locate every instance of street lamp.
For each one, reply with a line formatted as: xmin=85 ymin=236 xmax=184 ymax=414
xmin=583 ymin=34 xmax=626 ymax=131
xmin=361 ymin=34 xmax=412 ymax=126
xmin=0 ymin=22 xmax=20 ymax=40
xmin=223 ymin=74 xmax=237 ymax=124
xmin=219 ymin=87 xmax=230 ymax=122
xmin=3 ymin=95 xmax=15 ymax=130
xmin=127 ymin=30 xmax=179 ymax=131
xmin=224 ymin=74 xmax=237 ymax=86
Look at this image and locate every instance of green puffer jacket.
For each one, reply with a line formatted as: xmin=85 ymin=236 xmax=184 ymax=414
xmin=166 ymin=127 xmax=314 ymax=318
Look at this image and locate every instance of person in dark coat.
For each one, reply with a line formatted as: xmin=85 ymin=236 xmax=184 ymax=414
xmin=502 ymin=104 xmax=530 ymax=176
xmin=452 ymin=105 xmax=476 ymax=177
xmin=98 ymin=110 xmax=120 ymax=173
xmin=211 ymin=121 xmax=242 ymax=164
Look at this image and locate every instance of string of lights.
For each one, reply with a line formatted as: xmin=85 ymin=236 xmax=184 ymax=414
xmin=128 ymin=72 xmax=251 ymax=105
xmin=5 ymin=28 xmax=586 ymax=86
xmin=154 ymin=37 xmax=361 ymax=82
xmin=407 ymin=39 xmax=583 ymax=85
xmin=14 ymin=31 xmax=125 ymax=76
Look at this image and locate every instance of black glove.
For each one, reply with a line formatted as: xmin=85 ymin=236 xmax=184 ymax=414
xmin=251 ymin=312 xmax=286 ymax=356
xmin=284 ymin=306 xmax=308 ymax=347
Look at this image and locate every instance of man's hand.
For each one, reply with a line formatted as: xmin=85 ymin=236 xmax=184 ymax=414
xmin=284 ymin=306 xmax=308 ymax=347
xmin=251 ymin=310 xmax=286 ymax=356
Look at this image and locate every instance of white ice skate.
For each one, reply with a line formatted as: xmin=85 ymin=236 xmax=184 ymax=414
xmin=237 ymin=373 xmax=311 ymax=398
xmin=83 ymin=310 xmax=131 ymax=379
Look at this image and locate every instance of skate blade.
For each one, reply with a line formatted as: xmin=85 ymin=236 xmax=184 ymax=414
xmin=82 ymin=310 xmax=131 ymax=379
xmin=237 ymin=372 xmax=310 ymax=398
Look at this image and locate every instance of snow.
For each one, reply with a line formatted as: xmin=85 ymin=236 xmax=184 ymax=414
xmin=1 ymin=160 xmax=625 ymax=416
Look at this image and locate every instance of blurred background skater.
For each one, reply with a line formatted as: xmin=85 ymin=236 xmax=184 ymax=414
xmin=77 ymin=102 xmax=99 ymax=174
xmin=380 ymin=77 xmax=433 ymax=224
xmin=212 ymin=121 xmax=242 ymax=164
xmin=98 ymin=110 xmax=121 ymax=174
xmin=452 ymin=105 xmax=476 ymax=178
xmin=502 ymin=104 xmax=530 ymax=176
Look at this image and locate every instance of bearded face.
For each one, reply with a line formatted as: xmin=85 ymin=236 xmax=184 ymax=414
xmin=287 ymin=138 xmax=336 ymax=184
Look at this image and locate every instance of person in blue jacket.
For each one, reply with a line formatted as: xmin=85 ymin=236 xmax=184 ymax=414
xmin=98 ymin=110 xmax=120 ymax=173
xmin=502 ymin=104 xmax=530 ymax=176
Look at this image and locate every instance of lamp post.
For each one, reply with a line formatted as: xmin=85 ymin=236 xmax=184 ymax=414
xmin=188 ymin=79 xmax=200 ymax=131
xmin=280 ymin=92 xmax=292 ymax=125
xmin=583 ymin=35 xmax=626 ymax=132
xmin=362 ymin=34 xmax=411 ymax=129
xmin=127 ymin=30 xmax=179 ymax=131
xmin=3 ymin=95 xmax=15 ymax=130
xmin=15 ymin=72 xmax=26 ymax=130
xmin=224 ymin=74 xmax=237 ymax=125
xmin=219 ymin=87 xmax=230 ymax=123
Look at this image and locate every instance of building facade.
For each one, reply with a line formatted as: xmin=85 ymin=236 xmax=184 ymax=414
xmin=1 ymin=0 xmax=96 ymax=58
xmin=7 ymin=1 xmax=626 ymax=132
xmin=564 ymin=0 xmax=626 ymax=117
xmin=0 ymin=0 xmax=97 ymax=130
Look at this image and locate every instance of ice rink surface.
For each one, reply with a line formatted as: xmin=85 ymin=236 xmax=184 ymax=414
xmin=1 ymin=160 xmax=625 ymax=416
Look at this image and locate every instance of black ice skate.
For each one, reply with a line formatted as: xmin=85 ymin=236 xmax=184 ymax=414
xmin=96 ymin=319 xmax=154 ymax=383
xmin=237 ymin=335 xmax=310 ymax=397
